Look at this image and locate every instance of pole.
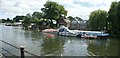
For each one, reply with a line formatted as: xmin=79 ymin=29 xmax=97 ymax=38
xmin=20 ymin=46 xmax=25 ymax=58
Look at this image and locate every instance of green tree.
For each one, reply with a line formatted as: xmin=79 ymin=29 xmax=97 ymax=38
xmin=41 ymin=1 xmax=67 ymax=28
xmin=1 ymin=19 xmax=6 ymax=23
xmin=31 ymin=18 xmax=42 ymax=27
xmin=68 ymin=16 xmax=82 ymax=21
xmin=6 ymin=18 xmax=13 ymax=23
xmin=32 ymin=12 xmax=43 ymax=19
xmin=22 ymin=13 xmax=32 ymax=27
xmin=13 ymin=16 xmax=26 ymax=22
xmin=67 ymin=16 xmax=75 ymax=21
xmin=26 ymin=13 xmax=32 ymax=19
xmin=75 ymin=17 xmax=83 ymax=20
xmin=89 ymin=10 xmax=108 ymax=30
xmin=108 ymin=1 xmax=120 ymax=37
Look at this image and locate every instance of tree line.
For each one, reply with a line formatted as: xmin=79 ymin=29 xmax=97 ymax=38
xmin=1 ymin=1 xmax=120 ymax=37
xmin=1 ymin=1 xmax=83 ymax=28
xmin=89 ymin=1 xmax=120 ymax=38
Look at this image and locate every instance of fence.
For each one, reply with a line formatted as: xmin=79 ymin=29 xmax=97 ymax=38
xmin=0 ymin=40 xmax=40 ymax=58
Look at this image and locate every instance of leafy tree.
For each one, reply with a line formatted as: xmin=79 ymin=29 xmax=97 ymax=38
xmin=26 ymin=13 xmax=32 ymax=19
xmin=75 ymin=17 xmax=83 ymax=20
xmin=31 ymin=18 xmax=42 ymax=26
xmin=6 ymin=18 xmax=10 ymax=22
xmin=68 ymin=16 xmax=82 ymax=21
xmin=6 ymin=18 xmax=13 ymax=23
xmin=13 ymin=16 xmax=26 ymax=22
xmin=41 ymin=1 xmax=67 ymax=28
xmin=22 ymin=13 xmax=32 ymax=27
xmin=108 ymin=1 xmax=120 ymax=37
xmin=32 ymin=12 xmax=43 ymax=19
xmin=1 ymin=19 xmax=6 ymax=23
xmin=67 ymin=16 xmax=75 ymax=21
xmin=89 ymin=10 xmax=108 ymax=30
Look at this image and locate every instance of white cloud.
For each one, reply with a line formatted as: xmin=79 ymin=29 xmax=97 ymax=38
xmin=0 ymin=0 xmax=120 ymax=20
xmin=0 ymin=0 xmax=47 ymax=19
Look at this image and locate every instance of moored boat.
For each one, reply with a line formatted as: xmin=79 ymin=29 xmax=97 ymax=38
xmin=57 ymin=26 xmax=109 ymax=38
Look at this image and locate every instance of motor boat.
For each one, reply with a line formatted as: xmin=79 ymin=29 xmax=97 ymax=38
xmin=58 ymin=26 xmax=109 ymax=38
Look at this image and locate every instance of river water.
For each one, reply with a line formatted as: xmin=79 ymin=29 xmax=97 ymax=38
xmin=0 ymin=24 xmax=118 ymax=56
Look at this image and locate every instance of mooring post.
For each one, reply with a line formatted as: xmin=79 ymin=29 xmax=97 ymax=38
xmin=20 ymin=46 xmax=25 ymax=58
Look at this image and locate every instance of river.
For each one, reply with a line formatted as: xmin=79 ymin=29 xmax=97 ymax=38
xmin=0 ymin=24 xmax=118 ymax=56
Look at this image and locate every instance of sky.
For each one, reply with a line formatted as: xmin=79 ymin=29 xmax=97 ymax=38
xmin=0 ymin=0 xmax=120 ymax=20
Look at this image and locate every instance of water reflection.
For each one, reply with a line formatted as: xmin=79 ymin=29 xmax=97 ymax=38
xmin=62 ymin=38 xmax=88 ymax=56
xmin=43 ymin=33 xmax=55 ymax=38
xmin=1 ymin=24 xmax=119 ymax=56
xmin=41 ymin=37 xmax=64 ymax=56
xmin=86 ymin=39 xmax=118 ymax=56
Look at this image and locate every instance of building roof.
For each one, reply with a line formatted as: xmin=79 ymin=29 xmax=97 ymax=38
xmin=64 ymin=18 xmax=71 ymax=23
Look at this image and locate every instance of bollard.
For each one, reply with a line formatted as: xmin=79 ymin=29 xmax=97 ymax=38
xmin=20 ymin=46 xmax=25 ymax=58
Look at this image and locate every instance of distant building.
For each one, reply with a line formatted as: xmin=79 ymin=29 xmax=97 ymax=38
xmin=69 ymin=19 xmax=88 ymax=30
xmin=57 ymin=18 xmax=71 ymax=28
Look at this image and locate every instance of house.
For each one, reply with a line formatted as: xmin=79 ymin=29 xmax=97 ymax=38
xmin=57 ymin=18 xmax=71 ymax=28
xmin=69 ymin=19 xmax=88 ymax=30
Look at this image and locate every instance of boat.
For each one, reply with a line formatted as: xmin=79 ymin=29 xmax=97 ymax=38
xmin=43 ymin=33 xmax=55 ymax=38
xmin=58 ymin=26 xmax=78 ymax=37
xmin=5 ymin=23 xmax=13 ymax=26
xmin=57 ymin=26 xmax=109 ymax=38
xmin=42 ymin=29 xmax=58 ymax=35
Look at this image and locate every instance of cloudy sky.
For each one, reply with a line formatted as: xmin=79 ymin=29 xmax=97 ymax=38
xmin=0 ymin=0 xmax=119 ymax=20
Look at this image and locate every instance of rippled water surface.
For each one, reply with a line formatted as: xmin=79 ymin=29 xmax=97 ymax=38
xmin=0 ymin=24 xmax=118 ymax=56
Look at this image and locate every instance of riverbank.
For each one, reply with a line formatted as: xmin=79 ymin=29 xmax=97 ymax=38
xmin=2 ymin=23 xmax=118 ymax=39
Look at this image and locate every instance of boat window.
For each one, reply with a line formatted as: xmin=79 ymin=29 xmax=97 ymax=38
xmin=80 ymin=32 xmax=83 ymax=34
xmin=59 ymin=28 xmax=64 ymax=32
xmin=64 ymin=29 xmax=68 ymax=32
